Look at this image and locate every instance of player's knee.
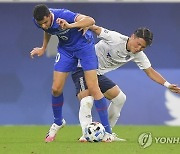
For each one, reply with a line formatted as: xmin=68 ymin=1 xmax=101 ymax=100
xmin=81 ymin=96 xmax=94 ymax=109
xmin=52 ymin=86 xmax=62 ymax=97
xmin=86 ymin=81 xmax=103 ymax=99
xmin=87 ymin=85 xmax=100 ymax=97
xmin=112 ymin=91 xmax=126 ymax=105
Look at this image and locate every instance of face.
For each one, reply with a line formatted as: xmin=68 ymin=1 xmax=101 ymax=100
xmin=127 ymin=34 xmax=147 ymax=54
xmin=36 ymin=14 xmax=52 ymax=30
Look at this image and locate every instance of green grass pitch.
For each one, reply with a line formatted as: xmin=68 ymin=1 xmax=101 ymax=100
xmin=0 ymin=125 xmax=180 ymax=154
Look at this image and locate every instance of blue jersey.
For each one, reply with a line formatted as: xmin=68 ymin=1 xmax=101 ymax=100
xmin=33 ymin=8 xmax=94 ymax=56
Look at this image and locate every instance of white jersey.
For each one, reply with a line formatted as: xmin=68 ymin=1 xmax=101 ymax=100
xmin=95 ymin=28 xmax=151 ymax=75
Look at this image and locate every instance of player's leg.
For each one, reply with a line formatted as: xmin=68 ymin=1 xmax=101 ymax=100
xmin=45 ymin=71 xmax=68 ymax=143
xmin=97 ymin=76 xmax=126 ymax=141
xmin=79 ymin=94 xmax=93 ymax=139
xmin=104 ymin=86 xmax=126 ymax=128
xmin=71 ymin=67 xmax=93 ymax=136
xmin=72 ymin=69 xmax=125 ymax=141
xmin=77 ymin=45 xmax=112 ymax=134
xmin=51 ymin=71 xmax=68 ymax=125
xmin=84 ymin=70 xmax=112 ymax=134
xmin=106 ymin=88 xmax=126 ymax=141
xmin=72 ymin=68 xmax=112 ymax=142
xmin=97 ymin=76 xmax=126 ymax=128
xmin=97 ymin=76 xmax=124 ymax=128
xmin=81 ymin=77 xmax=126 ymax=142
xmin=45 ymin=52 xmax=76 ymax=142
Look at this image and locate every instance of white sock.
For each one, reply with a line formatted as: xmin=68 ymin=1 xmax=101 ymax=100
xmin=79 ymin=96 xmax=94 ymax=135
xmin=108 ymin=91 xmax=126 ymax=128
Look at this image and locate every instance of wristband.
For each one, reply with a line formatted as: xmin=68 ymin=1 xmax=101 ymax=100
xmin=163 ymin=81 xmax=171 ymax=88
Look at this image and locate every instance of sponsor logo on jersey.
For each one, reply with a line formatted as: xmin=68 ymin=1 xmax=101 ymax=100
xmin=125 ymin=55 xmax=131 ymax=60
xmin=106 ymin=52 xmax=111 ymax=58
xmin=104 ymin=29 xmax=109 ymax=33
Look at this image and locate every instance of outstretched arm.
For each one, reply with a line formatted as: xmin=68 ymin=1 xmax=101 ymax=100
xmin=30 ymin=32 xmax=51 ymax=58
xmin=144 ymin=67 xmax=180 ymax=94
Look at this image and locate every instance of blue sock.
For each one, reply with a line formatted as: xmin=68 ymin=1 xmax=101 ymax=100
xmin=52 ymin=93 xmax=64 ymax=126
xmin=94 ymin=97 xmax=112 ymax=134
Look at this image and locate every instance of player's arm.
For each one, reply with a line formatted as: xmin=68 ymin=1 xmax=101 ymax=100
xmin=90 ymin=25 xmax=121 ymax=44
xmin=56 ymin=14 xmax=95 ymax=35
xmin=74 ymin=14 xmax=95 ymax=28
xmin=30 ymin=31 xmax=51 ymax=58
xmin=144 ymin=67 xmax=180 ymax=94
xmin=89 ymin=25 xmax=102 ymax=36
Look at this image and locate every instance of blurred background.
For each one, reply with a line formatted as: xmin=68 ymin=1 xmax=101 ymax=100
xmin=0 ymin=0 xmax=180 ymax=126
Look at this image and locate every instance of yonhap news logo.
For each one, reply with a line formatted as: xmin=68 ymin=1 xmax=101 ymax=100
xmin=138 ymin=132 xmax=180 ymax=148
xmin=138 ymin=132 xmax=153 ymax=148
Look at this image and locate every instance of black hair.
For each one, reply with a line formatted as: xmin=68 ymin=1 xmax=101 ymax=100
xmin=134 ymin=28 xmax=153 ymax=46
xmin=33 ymin=4 xmax=50 ymax=21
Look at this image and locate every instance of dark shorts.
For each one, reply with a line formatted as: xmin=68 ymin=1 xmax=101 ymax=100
xmin=71 ymin=67 xmax=116 ymax=95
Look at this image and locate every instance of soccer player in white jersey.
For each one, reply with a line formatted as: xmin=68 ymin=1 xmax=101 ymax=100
xmin=71 ymin=25 xmax=180 ymax=142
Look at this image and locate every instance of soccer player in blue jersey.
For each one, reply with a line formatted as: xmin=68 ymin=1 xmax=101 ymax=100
xmin=30 ymin=4 xmax=113 ymax=142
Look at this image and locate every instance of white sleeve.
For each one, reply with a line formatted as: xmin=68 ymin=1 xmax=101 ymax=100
xmin=97 ymin=28 xmax=124 ymax=45
xmin=133 ymin=52 xmax=151 ymax=69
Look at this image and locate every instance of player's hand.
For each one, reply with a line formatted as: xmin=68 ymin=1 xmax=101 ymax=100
xmin=30 ymin=47 xmax=45 ymax=59
xmin=168 ymin=84 xmax=180 ymax=94
xmin=78 ymin=27 xmax=89 ymax=35
xmin=56 ymin=18 xmax=72 ymax=30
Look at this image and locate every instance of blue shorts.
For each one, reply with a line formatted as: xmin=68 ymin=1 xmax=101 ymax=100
xmin=71 ymin=67 xmax=116 ymax=95
xmin=54 ymin=43 xmax=98 ymax=72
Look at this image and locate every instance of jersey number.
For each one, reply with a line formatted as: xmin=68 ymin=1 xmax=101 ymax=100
xmin=55 ymin=53 xmax=60 ymax=63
